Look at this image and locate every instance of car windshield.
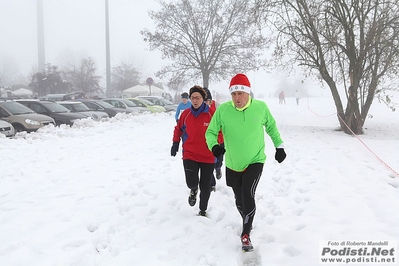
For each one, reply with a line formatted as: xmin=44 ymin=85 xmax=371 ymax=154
xmin=137 ymin=98 xmax=155 ymax=106
xmin=0 ymin=102 xmax=36 ymax=115
xmin=144 ymin=97 xmax=173 ymax=106
xmin=158 ymin=98 xmax=174 ymax=105
xmin=42 ymin=102 xmax=70 ymax=113
xmin=121 ymin=99 xmax=138 ymax=107
xmin=95 ymin=100 xmax=115 ymax=108
xmin=128 ymin=99 xmax=146 ymax=107
xmin=69 ymin=103 xmax=90 ymax=112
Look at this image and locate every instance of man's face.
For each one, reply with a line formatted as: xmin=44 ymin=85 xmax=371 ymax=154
xmin=190 ymin=92 xmax=204 ymax=109
xmin=182 ymin=98 xmax=188 ymax=104
xmin=231 ymin=91 xmax=249 ymax=108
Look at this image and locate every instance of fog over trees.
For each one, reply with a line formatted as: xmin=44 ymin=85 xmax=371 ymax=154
xmin=1 ymin=0 xmax=398 ymax=135
xmin=141 ymin=0 xmax=268 ymax=91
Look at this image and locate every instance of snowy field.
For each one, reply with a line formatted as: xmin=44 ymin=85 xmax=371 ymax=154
xmin=0 ymin=96 xmax=398 ymax=266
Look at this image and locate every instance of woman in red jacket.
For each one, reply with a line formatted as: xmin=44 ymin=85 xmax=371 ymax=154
xmin=170 ymin=86 xmax=215 ymax=217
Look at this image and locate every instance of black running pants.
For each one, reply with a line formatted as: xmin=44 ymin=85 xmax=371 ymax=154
xmin=183 ymin=159 xmax=214 ymax=212
xmin=226 ymin=163 xmax=264 ymax=237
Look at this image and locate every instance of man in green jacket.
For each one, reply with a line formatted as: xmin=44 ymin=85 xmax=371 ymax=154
xmin=205 ymin=73 xmax=286 ymax=252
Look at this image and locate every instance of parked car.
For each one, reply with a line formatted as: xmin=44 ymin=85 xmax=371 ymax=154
xmin=0 ymin=119 xmax=16 ymax=137
xmin=127 ymin=98 xmax=165 ymax=113
xmin=16 ymin=99 xmax=87 ymax=126
xmin=102 ymin=98 xmax=148 ymax=113
xmin=39 ymin=91 xmax=86 ymax=101
xmin=76 ymin=99 xmax=133 ymax=118
xmin=39 ymin=94 xmax=67 ymax=101
xmin=57 ymin=101 xmax=109 ymax=121
xmin=137 ymin=96 xmax=178 ymax=112
xmin=77 ymin=99 xmax=132 ymax=117
xmin=0 ymin=100 xmax=55 ymax=132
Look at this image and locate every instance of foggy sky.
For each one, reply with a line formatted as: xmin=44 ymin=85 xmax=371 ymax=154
xmin=0 ymin=0 xmax=318 ymax=95
xmin=0 ymin=0 xmax=161 ymax=84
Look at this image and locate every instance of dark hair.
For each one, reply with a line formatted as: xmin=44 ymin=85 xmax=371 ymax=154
xmin=203 ymin=87 xmax=212 ymax=101
xmin=189 ymin=86 xmax=207 ymax=100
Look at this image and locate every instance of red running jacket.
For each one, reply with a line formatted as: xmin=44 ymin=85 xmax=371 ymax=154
xmin=172 ymin=103 xmax=216 ymax=163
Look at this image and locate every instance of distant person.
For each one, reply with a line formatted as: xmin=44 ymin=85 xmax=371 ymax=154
xmin=174 ymin=92 xmax=191 ymax=123
xmin=203 ymin=87 xmax=224 ymax=192
xmin=171 ymin=86 xmax=215 ymax=217
xmin=206 ymin=73 xmax=286 ymax=252
xmin=216 ymin=92 xmax=221 ymax=102
xmin=295 ymin=90 xmax=301 ymax=105
xmin=279 ymin=91 xmax=286 ymax=104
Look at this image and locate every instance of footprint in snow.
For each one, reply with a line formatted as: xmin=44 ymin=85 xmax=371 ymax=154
xmin=297 ymin=187 xmax=310 ymax=193
xmin=86 ymin=223 xmax=98 ymax=233
xmin=294 ymin=222 xmax=306 ymax=231
xmin=238 ymin=248 xmax=262 ymax=266
xmin=283 ymin=245 xmax=301 ymax=257
xmin=292 ymin=207 xmax=305 ymax=216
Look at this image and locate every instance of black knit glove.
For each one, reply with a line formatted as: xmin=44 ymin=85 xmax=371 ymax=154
xmin=275 ymin=148 xmax=286 ymax=163
xmin=171 ymin=142 xmax=179 ymax=156
xmin=212 ymin=145 xmax=226 ymax=157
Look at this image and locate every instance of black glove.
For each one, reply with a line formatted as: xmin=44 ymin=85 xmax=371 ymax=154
xmin=171 ymin=142 xmax=179 ymax=156
xmin=275 ymin=148 xmax=286 ymax=163
xmin=212 ymin=145 xmax=226 ymax=157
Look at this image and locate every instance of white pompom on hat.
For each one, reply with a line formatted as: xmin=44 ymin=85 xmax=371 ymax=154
xmin=229 ymin=74 xmax=251 ymax=94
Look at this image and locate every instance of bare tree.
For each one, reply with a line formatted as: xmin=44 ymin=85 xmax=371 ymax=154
xmin=141 ymin=0 xmax=268 ymax=90
xmin=66 ymin=57 xmax=103 ymax=96
xmin=260 ymin=0 xmax=399 ymax=134
xmin=111 ymin=62 xmax=141 ymax=95
xmin=29 ymin=64 xmax=71 ymax=96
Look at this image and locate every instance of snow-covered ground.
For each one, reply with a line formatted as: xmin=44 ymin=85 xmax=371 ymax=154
xmin=1 ymin=96 xmax=398 ymax=266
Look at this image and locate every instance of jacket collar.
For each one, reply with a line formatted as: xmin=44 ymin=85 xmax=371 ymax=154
xmin=190 ymin=102 xmax=208 ymax=117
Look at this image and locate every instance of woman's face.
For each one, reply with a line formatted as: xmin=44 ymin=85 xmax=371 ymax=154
xmin=190 ymin=92 xmax=204 ymax=109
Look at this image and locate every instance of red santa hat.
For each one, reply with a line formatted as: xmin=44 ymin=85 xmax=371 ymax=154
xmin=229 ymin=74 xmax=251 ymax=94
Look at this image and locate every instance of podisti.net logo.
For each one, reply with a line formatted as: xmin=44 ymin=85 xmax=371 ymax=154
xmin=319 ymin=240 xmax=397 ymax=264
